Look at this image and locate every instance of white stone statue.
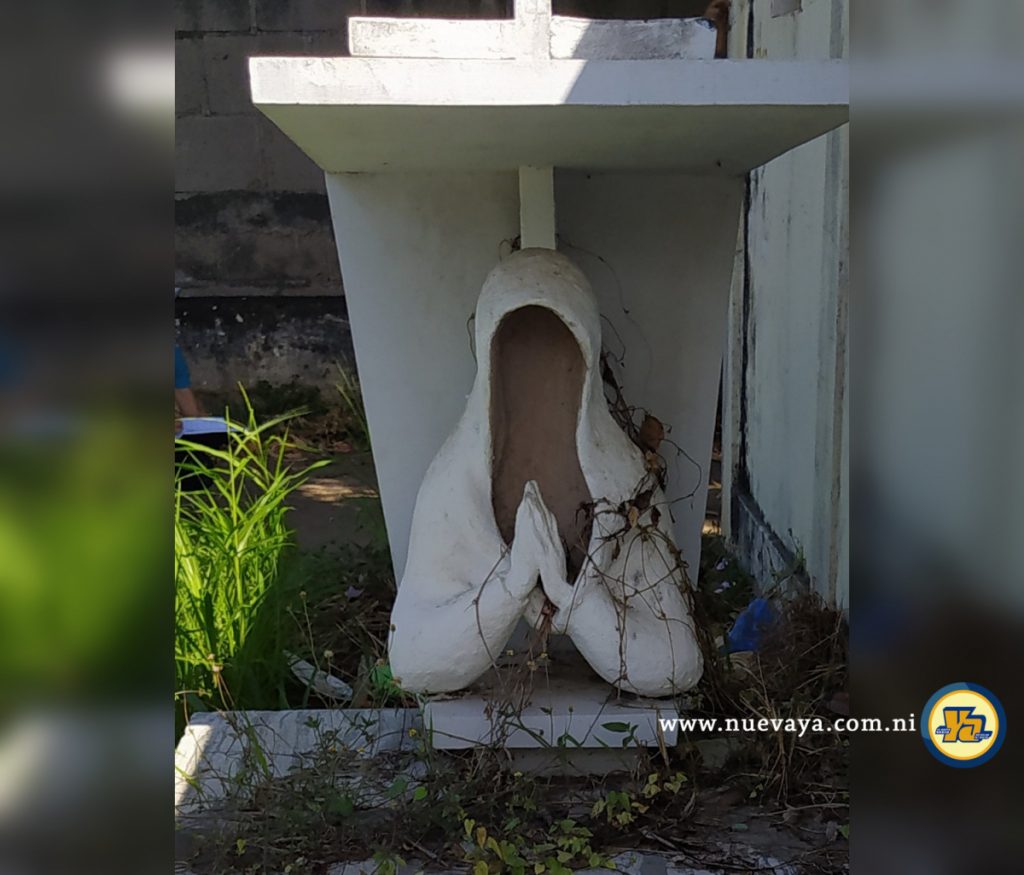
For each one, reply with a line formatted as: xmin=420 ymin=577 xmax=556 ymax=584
xmin=388 ymin=249 xmax=703 ymax=697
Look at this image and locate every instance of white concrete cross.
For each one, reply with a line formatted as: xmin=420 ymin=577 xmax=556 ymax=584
xmin=348 ymin=0 xmax=717 ymax=63
xmin=347 ymin=0 xmax=718 ymax=248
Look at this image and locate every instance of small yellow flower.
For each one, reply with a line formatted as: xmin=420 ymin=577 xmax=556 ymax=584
xmin=408 ymin=728 xmax=418 ymax=738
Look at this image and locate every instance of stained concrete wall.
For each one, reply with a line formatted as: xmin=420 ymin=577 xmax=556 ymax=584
xmin=174 ymin=295 xmax=355 ymax=403
xmin=175 ymin=2 xmax=356 ymax=297
xmin=721 ymin=0 xmax=849 ymax=607
xmin=175 ymin=1 xmax=357 ymax=394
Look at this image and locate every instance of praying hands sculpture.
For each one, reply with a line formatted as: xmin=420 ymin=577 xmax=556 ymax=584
xmin=388 ymin=249 xmax=703 ymax=697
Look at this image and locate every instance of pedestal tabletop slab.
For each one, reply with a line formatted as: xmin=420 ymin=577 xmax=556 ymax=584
xmin=250 ymin=58 xmax=848 ymax=175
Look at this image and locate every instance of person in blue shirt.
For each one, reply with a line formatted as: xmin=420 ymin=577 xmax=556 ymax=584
xmin=174 ymin=344 xmax=202 ymax=418
xmin=175 ymin=286 xmax=203 ymax=418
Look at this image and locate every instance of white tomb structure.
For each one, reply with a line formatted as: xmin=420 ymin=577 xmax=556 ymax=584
xmin=251 ymin=1 xmax=848 ymax=748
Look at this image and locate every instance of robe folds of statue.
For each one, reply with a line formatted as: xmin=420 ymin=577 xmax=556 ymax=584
xmin=389 ymin=249 xmax=702 ymax=697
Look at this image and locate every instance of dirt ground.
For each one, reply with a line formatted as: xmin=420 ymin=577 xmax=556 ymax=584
xmin=289 ymin=451 xmax=381 ymax=553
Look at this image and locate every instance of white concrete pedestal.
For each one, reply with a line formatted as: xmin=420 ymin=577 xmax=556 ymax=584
xmin=249 ymin=7 xmax=849 ymax=705
xmin=423 ymin=652 xmax=679 ymax=758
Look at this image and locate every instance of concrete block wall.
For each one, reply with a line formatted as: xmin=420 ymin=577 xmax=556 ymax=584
xmin=175 ymin=3 xmax=358 ymax=300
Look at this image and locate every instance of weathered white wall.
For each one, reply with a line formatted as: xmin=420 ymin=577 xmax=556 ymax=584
xmin=722 ymin=0 xmax=849 ymax=607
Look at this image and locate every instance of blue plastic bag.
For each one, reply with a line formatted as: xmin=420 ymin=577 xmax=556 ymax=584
xmin=726 ymin=597 xmax=775 ymax=653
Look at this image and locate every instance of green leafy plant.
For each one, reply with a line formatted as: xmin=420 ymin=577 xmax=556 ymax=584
xmin=462 ymin=816 xmax=612 ymax=875
xmin=591 ymin=790 xmax=647 ymax=829
xmin=599 ymin=720 xmax=640 ymax=748
xmin=175 ymin=401 xmax=326 ymax=726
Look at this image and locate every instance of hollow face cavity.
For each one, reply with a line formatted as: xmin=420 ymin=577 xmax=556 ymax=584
xmin=490 ymin=305 xmax=592 ymax=581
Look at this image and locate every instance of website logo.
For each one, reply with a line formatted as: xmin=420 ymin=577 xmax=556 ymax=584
xmin=921 ymin=683 xmax=1006 ymax=768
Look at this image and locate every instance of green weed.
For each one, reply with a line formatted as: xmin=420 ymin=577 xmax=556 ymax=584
xmin=174 ymin=402 xmax=327 ymax=728
xmin=334 ymin=363 xmax=370 ymax=452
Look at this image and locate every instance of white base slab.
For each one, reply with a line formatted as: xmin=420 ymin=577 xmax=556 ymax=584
xmin=423 ymin=655 xmax=679 ymax=751
xmin=174 ymin=709 xmax=421 ymax=816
